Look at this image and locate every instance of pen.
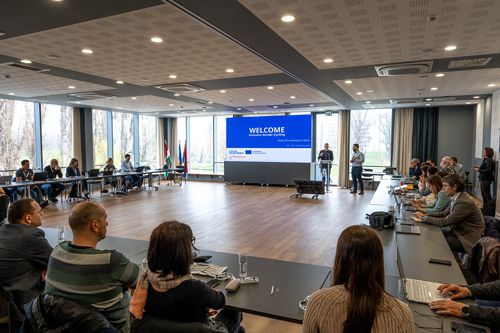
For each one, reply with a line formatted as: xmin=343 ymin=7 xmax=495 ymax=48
xmin=270 ymin=285 xmax=275 ymax=295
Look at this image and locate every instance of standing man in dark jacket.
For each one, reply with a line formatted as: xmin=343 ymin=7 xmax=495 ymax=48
xmin=430 ymin=280 xmax=500 ymax=330
xmin=318 ymin=143 xmax=334 ymax=186
xmin=475 ymin=147 xmax=495 ymax=207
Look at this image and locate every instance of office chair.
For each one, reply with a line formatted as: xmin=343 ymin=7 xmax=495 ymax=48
xmin=361 ymin=168 xmax=375 ymax=191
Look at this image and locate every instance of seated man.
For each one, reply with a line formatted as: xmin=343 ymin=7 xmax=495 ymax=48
xmin=415 ymin=174 xmax=484 ymax=253
xmin=430 ymin=281 xmax=500 ymax=329
xmin=0 ymin=199 xmax=52 ymax=325
xmin=450 ymin=156 xmax=465 ymax=178
xmin=45 ymin=202 xmax=139 ymax=332
xmin=42 ymin=159 xmax=66 ymax=202
xmin=409 ymin=158 xmax=422 ymax=179
xmin=120 ymin=154 xmax=141 ymax=189
xmin=15 ymin=160 xmax=48 ymax=207
xmin=0 ymin=188 xmax=7 ymax=225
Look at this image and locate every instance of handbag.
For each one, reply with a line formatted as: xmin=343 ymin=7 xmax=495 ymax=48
xmin=366 ymin=211 xmax=394 ymax=230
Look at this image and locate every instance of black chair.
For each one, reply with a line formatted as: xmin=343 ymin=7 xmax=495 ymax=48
xmin=0 ymin=289 xmax=11 ymax=333
xmin=131 ymin=315 xmax=227 ymax=333
xmin=361 ymin=168 xmax=375 ymax=191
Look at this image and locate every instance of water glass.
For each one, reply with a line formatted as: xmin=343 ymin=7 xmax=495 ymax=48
xmin=238 ymin=252 xmax=248 ymax=278
xmin=57 ymin=225 xmax=65 ymax=243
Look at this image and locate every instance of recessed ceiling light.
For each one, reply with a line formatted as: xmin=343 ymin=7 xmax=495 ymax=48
xmin=309 ymin=104 xmax=315 ymax=107
xmin=75 ymin=101 xmax=81 ymax=104
xmin=435 ymin=73 xmax=445 ymax=77
xmin=169 ymin=103 xmax=175 ymax=107
xmin=323 ymin=58 xmax=333 ymax=63
xmin=249 ymin=98 xmax=254 ymax=102
xmin=345 ymin=80 xmax=352 ymax=84
xmin=273 ymin=106 xmax=278 ymax=109
xmin=319 ymin=108 xmax=324 ymax=111
xmin=169 ymin=74 xmax=177 ymax=79
xmin=366 ymin=90 xmax=373 ymax=93
xmin=473 ymin=96 xmax=480 ymax=99
xmin=131 ymin=97 xmax=137 ymax=100
xmin=68 ymin=85 xmax=75 ymax=89
xmin=365 ymin=101 xmax=371 ymax=104
xmin=155 ymin=112 xmax=160 ymax=115
xmin=118 ymin=107 xmax=123 ymax=110
xmin=430 ymin=87 xmax=438 ymax=91
xmin=237 ymin=108 xmax=242 ymax=110
xmin=425 ymin=98 xmax=432 ymax=101
xmin=8 ymin=92 xmax=15 ymax=95
xmin=356 ymin=92 xmax=362 ymax=95
xmin=488 ymin=83 xmax=496 ymax=87
xmin=425 ymin=103 xmax=431 ymax=106
xmin=0 ymin=31 xmax=5 ymax=37
xmin=466 ymin=102 xmax=472 ymax=104
xmin=444 ymin=45 xmax=457 ymax=51
xmin=219 ymin=90 xmax=226 ymax=93
xmin=150 ymin=37 xmax=163 ymax=43
xmin=81 ymin=48 xmax=93 ymax=54
xmin=207 ymin=101 xmax=213 ymax=104
xmin=20 ymin=59 xmax=32 ymax=64
xmin=225 ymin=68 xmax=234 ymax=73
xmin=174 ymin=93 xmax=180 ymax=97
xmin=267 ymin=86 xmax=274 ymax=90
xmin=290 ymin=96 xmax=296 ymax=99
xmin=281 ymin=15 xmax=295 ymax=23
xmin=116 ymin=80 xmax=124 ymax=84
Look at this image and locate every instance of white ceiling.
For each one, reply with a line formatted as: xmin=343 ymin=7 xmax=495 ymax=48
xmin=0 ymin=4 xmax=280 ymax=86
xmin=241 ymin=0 xmax=500 ymax=69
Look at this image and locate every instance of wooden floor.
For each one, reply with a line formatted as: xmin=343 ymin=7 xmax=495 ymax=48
xmin=41 ymin=180 xmax=374 ymax=333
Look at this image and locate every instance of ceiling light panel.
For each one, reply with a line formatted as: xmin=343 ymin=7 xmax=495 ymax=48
xmin=241 ymin=0 xmax=500 ymax=69
xmin=75 ymin=95 xmax=207 ymax=113
xmin=0 ymin=66 xmax=113 ymax=98
xmin=0 ymin=3 xmax=280 ymax=86
xmin=333 ymin=67 xmax=500 ymax=100
xmin=179 ymin=83 xmax=332 ymax=107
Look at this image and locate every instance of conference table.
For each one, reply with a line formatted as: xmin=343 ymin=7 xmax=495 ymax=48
xmin=41 ymin=227 xmax=331 ymax=324
xmin=368 ymin=179 xmax=491 ymax=333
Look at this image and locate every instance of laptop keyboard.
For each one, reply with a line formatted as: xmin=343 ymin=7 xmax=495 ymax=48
xmin=406 ymin=278 xmax=446 ymax=304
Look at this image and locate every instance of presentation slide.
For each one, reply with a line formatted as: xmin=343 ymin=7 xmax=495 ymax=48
xmin=226 ymin=115 xmax=312 ymax=162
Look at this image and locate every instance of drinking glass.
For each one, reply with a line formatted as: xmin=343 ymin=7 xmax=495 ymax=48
xmin=238 ymin=252 xmax=248 ymax=278
xmin=57 ymin=225 xmax=65 ymax=243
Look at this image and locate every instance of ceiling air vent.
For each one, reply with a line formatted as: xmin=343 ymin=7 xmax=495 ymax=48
xmin=390 ymin=99 xmax=422 ymax=104
xmin=67 ymin=92 xmax=114 ymax=100
xmin=448 ymin=57 xmax=491 ymax=69
xmin=375 ymin=61 xmax=433 ymax=76
xmin=155 ymin=84 xmax=205 ymax=93
xmin=431 ymin=96 xmax=456 ymax=102
xmin=1 ymin=62 xmax=49 ymax=72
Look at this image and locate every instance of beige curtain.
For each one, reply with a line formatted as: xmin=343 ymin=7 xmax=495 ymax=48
xmin=72 ymin=108 xmax=82 ymax=166
xmin=158 ymin=118 xmax=165 ymax=167
xmin=338 ymin=110 xmax=350 ymax=188
xmin=392 ymin=108 xmax=414 ymax=175
xmin=169 ymin=118 xmax=179 ymax=165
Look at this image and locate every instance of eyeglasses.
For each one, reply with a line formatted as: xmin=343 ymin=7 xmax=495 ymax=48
xmin=191 ymin=236 xmax=199 ymax=251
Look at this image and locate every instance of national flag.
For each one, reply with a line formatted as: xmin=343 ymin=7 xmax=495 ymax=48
xmin=183 ymin=140 xmax=188 ymax=176
xmin=164 ymin=140 xmax=172 ymax=177
xmin=178 ymin=141 xmax=183 ymax=165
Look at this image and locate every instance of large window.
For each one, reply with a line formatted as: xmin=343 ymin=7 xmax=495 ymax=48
xmin=214 ymin=116 xmax=228 ymax=174
xmin=316 ymin=113 xmax=339 ymax=185
xmin=93 ymin=109 xmax=108 ymax=168
xmin=189 ymin=116 xmax=214 ymax=174
xmin=350 ymin=109 xmax=392 ymax=171
xmin=139 ymin=115 xmax=158 ymax=168
xmin=112 ymin=112 xmax=134 ymax=166
xmin=41 ymin=104 xmax=73 ymax=168
xmin=0 ymin=99 xmax=35 ymax=171
xmin=176 ymin=117 xmax=186 ymax=164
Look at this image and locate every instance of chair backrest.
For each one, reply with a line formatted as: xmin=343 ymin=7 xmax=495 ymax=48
xmin=0 ymin=289 xmax=11 ymax=332
xmin=131 ymin=315 xmax=227 ymax=333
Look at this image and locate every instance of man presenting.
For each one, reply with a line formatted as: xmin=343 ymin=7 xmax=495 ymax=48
xmin=318 ymin=143 xmax=333 ymax=186
xmin=45 ymin=202 xmax=139 ymax=332
xmin=350 ymin=143 xmax=365 ymax=195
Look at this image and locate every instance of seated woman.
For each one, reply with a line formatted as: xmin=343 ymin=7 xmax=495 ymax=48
xmin=101 ymin=157 xmax=117 ymax=190
xmin=417 ymin=164 xmax=429 ymax=194
xmin=130 ymin=221 xmax=243 ymax=333
xmin=412 ymin=175 xmax=450 ymax=214
xmin=66 ymin=158 xmax=89 ymax=199
xmin=303 ymin=225 xmax=414 ymax=333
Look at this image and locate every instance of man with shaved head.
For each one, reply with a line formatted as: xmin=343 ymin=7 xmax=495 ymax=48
xmin=45 ymin=202 xmax=139 ymax=332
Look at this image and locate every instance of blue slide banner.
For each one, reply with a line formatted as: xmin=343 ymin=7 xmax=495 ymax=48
xmin=226 ymin=115 xmax=312 ymax=148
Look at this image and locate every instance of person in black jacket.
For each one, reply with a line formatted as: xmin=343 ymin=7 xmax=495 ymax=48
xmin=66 ymin=158 xmax=89 ymax=199
xmin=129 ymin=221 xmax=244 ymax=333
xmin=409 ymin=158 xmax=422 ymax=179
xmin=430 ymin=280 xmax=500 ymax=331
xmin=475 ymin=147 xmax=495 ymax=207
xmin=42 ymin=159 xmax=65 ymax=202
xmin=0 ymin=188 xmax=7 ymax=225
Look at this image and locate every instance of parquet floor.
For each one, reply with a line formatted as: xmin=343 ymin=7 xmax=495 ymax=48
xmin=41 ymin=180 xmax=374 ymax=333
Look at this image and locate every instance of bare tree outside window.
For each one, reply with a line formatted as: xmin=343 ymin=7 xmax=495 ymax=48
xmin=139 ymin=115 xmax=158 ymax=168
xmin=92 ymin=109 xmax=108 ymax=168
xmin=0 ymin=99 xmax=35 ymax=171
xmin=215 ymin=116 xmax=228 ymax=174
xmin=316 ymin=113 xmax=339 ymax=185
xmin=113 ymin=112 xmax=134 ymax=166
xmin=189 ymin=116 xmax=213 ymax=174
xmin=41 ymin=104 xmax=73 ymax=168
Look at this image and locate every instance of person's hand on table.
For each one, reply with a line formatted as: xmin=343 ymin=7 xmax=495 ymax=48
xmin=429 ymin=299 xmax=466 ymax=317
xmin=0 ymin=188 xmax=5 ymax=195
xmin=414 ymin=211 xmax=425 ymax=219
xmin=437 ymin=284 xmax=471 ymax=300
xmin=206 ymin=308 xmax=219 ymax=317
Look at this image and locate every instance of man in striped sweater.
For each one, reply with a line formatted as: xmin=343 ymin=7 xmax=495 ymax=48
xmin=45 ymin=202 xmax=139 ymax=333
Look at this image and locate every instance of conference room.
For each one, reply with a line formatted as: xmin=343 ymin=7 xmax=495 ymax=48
xmin=1 ymin=1 xmax=500 ymax=332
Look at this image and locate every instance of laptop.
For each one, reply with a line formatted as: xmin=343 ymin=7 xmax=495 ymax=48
xmin=0 ymin=175 xmax=12 ymax=185
xmin=396 ymin=245 xmax=447 ymax=304
xmin=135 ymin=166 xmax=145 ymax=172
xmin=88 ymin=169 xmax=100 ymax=177
xmin=33 ymin=172 xmax=48 ymax=181
xmin=102 ymin=170 xmax=113 ymax=176
xmin=395 ymin=224 xmax=421 ymax=235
